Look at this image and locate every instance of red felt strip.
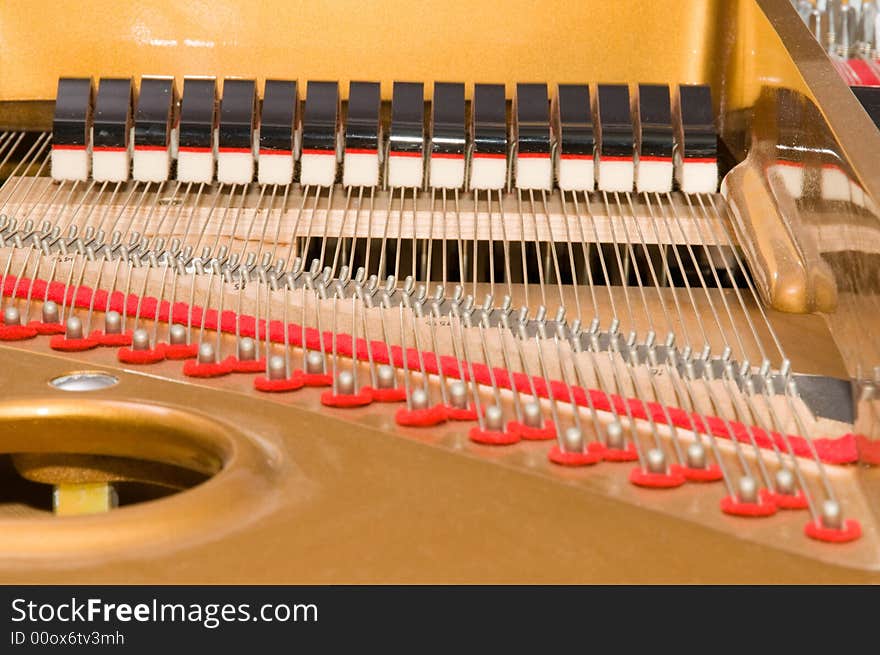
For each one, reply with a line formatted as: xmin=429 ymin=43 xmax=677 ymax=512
xmin=0 ymin=325 xmax=38 ymax=341
xmin=629 ymin=467 xmax=687 ymax=489
xmin=468 ymin=426 xmax=519 ymax=446
xmin=506 ymin=420 xmax=556 ymax=441
xmin=1 ymin=275 xmax=861 ymax=465
xmin=320 ymin=388 xmax=374 ymax=408
xmin=253 ymin=375 xmax=305 ymax=393
xmin=856 ymin=434 xmax=880 ymax=465
xmin=258 ymin=149 xmax=293 ymax=157
xmin=846 ymin=59 xmax=880 ymax=86
xmin=118 ymin=345 xmax=166 ymax=365
xmin=395 ymin=405 xmax=447 ymax=427
xmin=548 ymin=443 xmax=604 ymax=466
xmin=51 ymin=144 xmax=87 ymax=151
xmin=720 ymin=493 xmax=777 ymax=517
xmin=804 ymin=518 xmax=862 ymax=543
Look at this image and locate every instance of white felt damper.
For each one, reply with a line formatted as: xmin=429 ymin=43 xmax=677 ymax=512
xmin=177 ymin=150 xmax=214 ymax=184
xmin=636 ymin=159 xmax=673 ymax=193
xmin=849 ymin=180 xmax=866 ymax=208
xmin=133 ymin=149 xmax=170 ymax=183
xmin=557 ymin=157 xmax=594 ymax=191
xmin=51 ymin=149 xmax=90 ymax=182
xmin=677 ymin=161 xmax=718 ymax=194
xmin=217 ymin=152 xmax=254 ymax=185
xmin=300 ymin=152 xmax=337 ymax=187
xmin=515 ymin=156 xmax=553 ymax=191
xmin=768 ymin=163 xmax=803 ymax=199
xmin=257 ymin=153 xmax=294 ymax=185
xmin=470 ymin=156 xmax=507 ymax=190
xmin=821 ymin=166 xmax=851 ymax=202
xmin=388 ymin=154 xmax=423 ymax=188
xmin=429 ymin=156 xmax=465 ymax=189
xmin=598 ymin=159 xmax=634 ymax=192
xmin=343 ymin=152 xmax=380 ymax=187
xmin=92 ymin=150 xmax=130 ymax=183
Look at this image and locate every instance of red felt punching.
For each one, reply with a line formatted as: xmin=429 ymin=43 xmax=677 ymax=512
xmin=804 ymin=518 xmax=862 ymax=544
xmin=720 ymin=494 xmax=777 ymax=517
xmin=603 ymin=443 xmax=639 ymax=462
xmin=227 ymin=357 xmax=267 ymax=374
xmin=118 ymin=345 xmax=167 ymax=365
xmin=629 ymin=467 xmax=687 ymax=489
xmin=29 ymin=321 xmax=65 ymax=335
xmin=395 ymin=404 xmax=448 ymax=427
xmin=0 ymin=324 xmax=38 ymax=341
xmin=445 ymin=406 xmax=480 ymax=421
xmin=670 ymin=463 xmax=724 ymax=483
xmin=300 ymin=372 xmax=333 ymax=387
xmin=767 ymin=489 xmax=809 ymax=510
xmin=91 ymin=331 xmax=133 ymax=347
xmin=253 ymin=375 xmax=305 ymax=393
xmin=321 ymin=388 xmax=374 ymax=408
xmin=468 ymin=426 xmax=520 ymax=446
xmin=182 ymin=359 xmax=234 ymax=378
xmin=0 ymin=274 xmax=866 ymax=467
xmin=507 ymin=420 xmax=556 ymax=441
xmin=367 ymin=387 xmax=408 ymax=403
xmin=164 ymin=343 xmax=199 ymax=360
xmin=548 ymin=442 xmax=604 ymax=466
xmin=49 ymin=335 xmax=99 ymax=352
